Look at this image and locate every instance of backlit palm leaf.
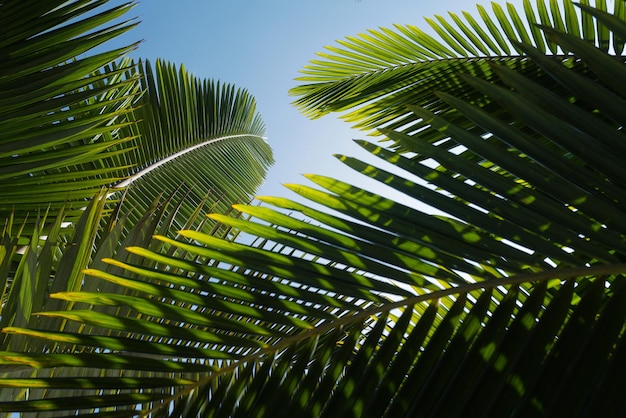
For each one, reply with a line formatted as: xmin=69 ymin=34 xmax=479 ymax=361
xmin=290 ymin=0 xmax=624 ymax=138
xmin=114 ymin=59 xmax=273 ymax=234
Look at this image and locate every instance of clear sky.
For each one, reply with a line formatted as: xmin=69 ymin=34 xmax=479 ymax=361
xmin=108 ymin=0 xmax=526 ymax=207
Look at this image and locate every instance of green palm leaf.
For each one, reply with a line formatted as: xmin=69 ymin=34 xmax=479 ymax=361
xmin=0 ymin=0 xmax=141 ymax=231
xmin=290 ymin=0 xmax=623 ymax=138
xmin=0 ymin=0 xmax=272 ymax=345
xmin=1 ymin=1 xmax=273 ymax=237
xmin=1 ymin=2 xmax=274 ymax=413
xmin=113 ymin=59 xmax=273 ymax=234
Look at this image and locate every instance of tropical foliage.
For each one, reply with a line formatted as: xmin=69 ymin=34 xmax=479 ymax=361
xmin=0 ymin=0 xmax=139 ymax=232
xmin=2 ymin=0 xmax=626 ymax=417
xmin=0 ymin=1 xmax=272 ymax=414
xmin=114 ymin=59 xmax=272 ymax=234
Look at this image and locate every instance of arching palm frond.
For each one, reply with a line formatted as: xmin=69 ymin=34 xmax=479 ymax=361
xmin=113 ymin=59 xmax=273 ymax=235
xmin=1 ymin=0 xmax=274 ymax=239
xmin=290 ymin=0 xmax=624 ymax=140
xmin=0 ymin=0 xmax=141 ymax=232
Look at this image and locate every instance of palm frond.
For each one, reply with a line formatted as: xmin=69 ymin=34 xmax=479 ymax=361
xmin=0 ymin=0 xmax=141 ymax=231
xmin=0 ymin=0 xmax=274 ymax=369
xmin=290 ymin=0 xmax=623 ymax=137
xmin=113 ymin=59 xmax=274 ymax=234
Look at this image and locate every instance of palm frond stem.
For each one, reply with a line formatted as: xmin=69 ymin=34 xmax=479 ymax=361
xmin=111 ymin=134 xmax=269 ymax=190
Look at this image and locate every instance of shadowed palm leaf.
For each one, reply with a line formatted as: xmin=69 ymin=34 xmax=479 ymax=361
xmin=0 ymin=0 xmax=140 ymax=232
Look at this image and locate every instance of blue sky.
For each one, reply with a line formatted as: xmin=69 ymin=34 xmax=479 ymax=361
xmin=110 ymin=0 xmax=525 ymax=206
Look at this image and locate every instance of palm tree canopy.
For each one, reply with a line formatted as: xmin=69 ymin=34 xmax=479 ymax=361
xmin=3 ymin=0 xmax=626 ymax=417
xmin=0 ymin=1 xmax=273 ymax=237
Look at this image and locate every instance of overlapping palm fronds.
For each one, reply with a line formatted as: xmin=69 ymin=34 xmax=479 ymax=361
xmin=1 ymin=1 xmax=275 ymax=414
xmin=0 ymin=0 xmax=141 ymax=232
xmin=3 ymin=0 xmax=626 ymax=417
xmin=0 ymin=0 xmax=273 ymax=238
